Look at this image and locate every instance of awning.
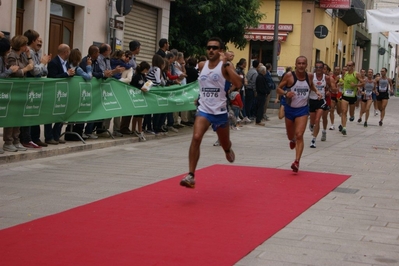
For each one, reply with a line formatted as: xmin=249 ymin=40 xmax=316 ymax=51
xmin=244 ymin=32 xmax=288 ymax=42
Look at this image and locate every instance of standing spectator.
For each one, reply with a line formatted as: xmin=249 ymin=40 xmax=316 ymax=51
xmin=143 ymin=54 xmax=166 ymax=134
xmin=110 ymin=49 xmax=129 ymax=80
xmin=0 ymin=37 xmax=20 ymax=153
xmin=96 ymin=43 xmax=124 ymax=137
xmin=120 ymin=40 xmax=141 ymax=134
xmin=229 ymin=86 xmax=244 ymax=130
xmin=182 ymin=56 xmax=199 ymax=126
xmin=78 ymin=45 xmax=102 ymax=138
xmin=23 ymin=29 xmax=51 ymax=148
xmin=45 ymin=44 xmax=74 ymax=144
xmin=4 ymin=35 xmax=34 ymax=151
xmin=263 ymin=63 xmax=275 ymax=121
xmin=120 ymin=50 xmax=133 ymax=84
xmin=128 ymin=40 xmax=141 ymax=70
xmin=254 ymin=66 xmax=270 ymax=126
xmin=156 ymin=38 xmax=169 ymax=58
xmin=233 ymin=58 xmax=251 ymax=123
xmin=130 ymin=61 xmax=151 ymax=141
xmin=245 ymin=60 xmax=259 ymax=120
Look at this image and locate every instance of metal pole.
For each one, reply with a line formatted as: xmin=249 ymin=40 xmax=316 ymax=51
xmin=272 ymin=0 xmax=280 ymax=73
xmin=270 ymin=0 xmax=281 ymax=109
xmin=113 ymin=0 xmax=124 ymax=50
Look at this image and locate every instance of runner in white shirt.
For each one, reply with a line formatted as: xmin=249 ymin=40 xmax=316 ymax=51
xmin=277 ymin=56 xmax=321 ymax=173
xmin=180 ymin=37 xmax=242 ymax=189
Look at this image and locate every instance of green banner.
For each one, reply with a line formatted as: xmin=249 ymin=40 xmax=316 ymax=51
xmin=0 ymin=77 xmax=199 ymax=127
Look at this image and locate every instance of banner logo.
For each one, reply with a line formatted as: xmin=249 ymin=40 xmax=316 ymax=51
xmin=100 ymin=83 xmax=121 ymax=111
xmin=78 ymin=83 xmax=93 ymax=113
xmin=52 ymin=82 xmax=68 ymax=115
xmin=24 ymin=82 xmax=44 ymax=117
xmin=127 ymin=86 xmax=148 ymax=108
xmin=0 ymin=82 xmax=13 ymax=118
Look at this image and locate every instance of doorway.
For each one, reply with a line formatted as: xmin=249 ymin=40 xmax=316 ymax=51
xmin=250 ymin=41 xmax=273 ymax=65
xmin=48 ymin=1 xmax=74 ymax=59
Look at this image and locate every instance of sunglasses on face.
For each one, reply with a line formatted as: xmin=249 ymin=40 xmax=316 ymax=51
xmin=315 ymin=66 xmax=323 ymax=69
xmin=206 ymin=45 xmax=220 ymax=51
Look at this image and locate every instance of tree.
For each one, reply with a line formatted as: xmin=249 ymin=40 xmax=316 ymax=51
xmin=169 ymin=0 xmax=264 ymax=56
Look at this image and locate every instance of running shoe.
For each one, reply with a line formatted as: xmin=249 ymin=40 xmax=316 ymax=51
xmin=379 ymin=121 xmax=383 ymax=126
xmin=341 ymin=128 xmax=347 ymax=135
xmin=309 ymin=124 xmax=314 ymax=132
xmin=289 ymin=140 xmax=296 ymax=150
xmin=329 ymin=125 xmax=335 ymax=130
xmin=310 ymin=139 xmax=316 ymax=148
xmin=338 ymin=125 xmax=343 ymax=132
xmin=357 ymin=118 xmax=362 ymax=123
xmin=291 ymin=160 xmax=299 ymax=173
xmin=213 ymin=140 xmax=220 ymax=146
xmin=138 ymin=132 xmax=146 ymax=142
xmin=180 ymin=173 xmax=195 ymax=188
xmin=374 ymin=110 xmax=379 ymax=116
xmin=225 ymin=149 xmax=235 ymax=163
xmin=364 ymin=121 xmax=368 ymax=127
xmin=349 ymin=117 xmax=355 ymax=122
xmin=321 ymin=131 xmax=326 ymax=141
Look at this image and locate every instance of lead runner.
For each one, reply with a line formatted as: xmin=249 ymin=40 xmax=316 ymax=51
xmin=180 ymin=37 xmax=242 ymax=188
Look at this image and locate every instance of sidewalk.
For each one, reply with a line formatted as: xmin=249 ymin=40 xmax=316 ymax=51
xmin=1 ymin=98 xmax=399 ymax=265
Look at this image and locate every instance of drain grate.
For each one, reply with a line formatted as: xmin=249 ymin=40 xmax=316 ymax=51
xmin=333 ymin=187 xmax=359 ymax=194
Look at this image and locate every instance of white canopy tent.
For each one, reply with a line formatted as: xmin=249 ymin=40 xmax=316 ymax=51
xmin=366 ymin=8 xmax=399 ymax=44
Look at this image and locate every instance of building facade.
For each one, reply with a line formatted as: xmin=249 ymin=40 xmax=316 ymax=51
xmin=0 ymin=0 xmax=173 ymax=63
xmin=230 ymin=0 xmax=371 ymax=74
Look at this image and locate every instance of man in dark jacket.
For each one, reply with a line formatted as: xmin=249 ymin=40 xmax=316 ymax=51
xmin=45 ymin=44 xmax=74 ymax=144
xmin=255 ymin=65 xmax=271 ymax=126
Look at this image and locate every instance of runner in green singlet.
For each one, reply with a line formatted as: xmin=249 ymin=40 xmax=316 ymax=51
xmin=340 ymin=61 xmax=364 ymax=135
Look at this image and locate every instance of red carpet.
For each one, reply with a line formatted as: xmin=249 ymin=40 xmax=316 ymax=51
xmin=0 ymin=165 xmax=350 ymax=265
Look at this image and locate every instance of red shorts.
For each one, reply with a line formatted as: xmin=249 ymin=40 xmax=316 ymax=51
xmin=325 ymin=95 xmax=331 ymax=107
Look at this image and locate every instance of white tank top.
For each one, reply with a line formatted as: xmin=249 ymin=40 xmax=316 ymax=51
xmin=378 ymin=78 xmax=388 ymax=92
xmin=310 ymin=74 xmax=326 ymax=100
xmin=364 ymin=79 xmax=374 ymax=96
xmin=286 ymin=72 xmax=311 ymax=108
xmin=198 ymin=60 xmax=228 ymax=115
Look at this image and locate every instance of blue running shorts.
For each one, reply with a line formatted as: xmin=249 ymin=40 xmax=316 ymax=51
xmin=197 ymin=111 xmax=229 ymax=131
xmin=284 ymin=105 xmax=309 ymax=121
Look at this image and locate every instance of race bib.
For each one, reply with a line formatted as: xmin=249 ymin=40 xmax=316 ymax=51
xmin=344 ymin=89 xmax=354 ymax=97
xmin=201 ymin=87 xmax=220 ymax=98
xmin=366 ymin=90 xmax=372 ymax=96
xmin=379 ymin=86 xmax=387 ymax=92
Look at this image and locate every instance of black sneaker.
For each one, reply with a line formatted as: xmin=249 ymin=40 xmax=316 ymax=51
xmin=349 ymin=117 xmax=355 ymax=122
xmin=379 ymin=121 xmax=383 ymax=126
xmin=180 ymin=174 xmax=195 ymax=188
xmin=357 ymin=118 xmax=362 ymax=123
xmin=364 ymin=121 xmax=368 ymax=127
xmin=338 ymin=125 xmax=343 ymax=132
